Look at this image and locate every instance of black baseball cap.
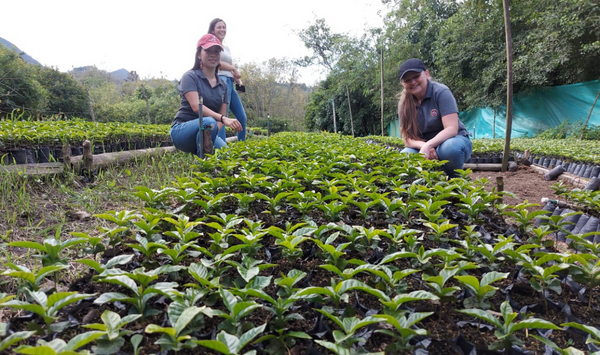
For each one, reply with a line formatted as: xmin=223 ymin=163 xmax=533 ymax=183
xmin=399 ymin=58 xmax=427 ymax=80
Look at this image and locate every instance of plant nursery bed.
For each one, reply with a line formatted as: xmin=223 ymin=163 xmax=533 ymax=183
xmin=1 ymin=133 xmax=600 ymax=355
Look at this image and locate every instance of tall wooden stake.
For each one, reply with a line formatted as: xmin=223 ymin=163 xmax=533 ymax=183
xmin=380 ymin=43 xmax=385 ymax=136
xmin=501 ymin=0 xmax=514 ymax=172
xmin=580 ymin=89 xmax=600 ymax=139
xmin=346 ymin=85 xmax=355 ymax=137
xmin=332 ymin=101 xmax=337 ymax=133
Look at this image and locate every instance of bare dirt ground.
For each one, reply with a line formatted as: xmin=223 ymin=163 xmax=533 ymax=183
xmin=467 ymin=164 xmax=563 ymax=208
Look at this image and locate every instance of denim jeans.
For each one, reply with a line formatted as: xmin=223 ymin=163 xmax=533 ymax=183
xmin=401 ymin=134 xmax=472 ymax=177
xmin=170 ymin=117 xmax=226 ymax=157
xmin=217 ymin=75 xmax=248 ymax=142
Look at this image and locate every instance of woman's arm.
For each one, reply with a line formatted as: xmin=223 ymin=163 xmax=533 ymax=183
xmin=184 ymin=91 xmax=240 ymax=131
xmin=418 ymin=113 xmax=460 ymax=159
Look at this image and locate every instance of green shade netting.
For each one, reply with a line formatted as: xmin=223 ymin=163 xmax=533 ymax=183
xmin=388 ymin=80 xmax=600 ymax=138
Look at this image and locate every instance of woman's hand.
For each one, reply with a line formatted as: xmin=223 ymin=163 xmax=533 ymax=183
xmin=419 ymin=143 xmax=438 ymax=160
xmin=223 ymin=116 xmax=242 ymax=132
xmin=232 ymin=68 xmax=242 ymax=79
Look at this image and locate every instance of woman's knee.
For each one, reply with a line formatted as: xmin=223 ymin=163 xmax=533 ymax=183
xmin=438 ymin=136 xmax=471 ymax=160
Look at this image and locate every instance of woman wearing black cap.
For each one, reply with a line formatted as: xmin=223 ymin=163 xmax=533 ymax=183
xmin=397 ymin=58 xmax=472 ymax=178
xmin=170 ymin=33 xmax=242 ymax=156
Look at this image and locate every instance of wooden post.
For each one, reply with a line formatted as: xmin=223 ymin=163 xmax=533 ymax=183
xmin=346 ymin=85 xmax=355 ymax=137
xmin=580 ymin=89 xmax=600 ymax=140
xmin=332 ymin=101 xmax=337 ymax=133
xmin=82 ymin=140 xmax=93 ymax=174
xmin=501 ymin=0 xmax=514 ymax=172
xmin=380 ymin=43 xmax=384 ymax=136
xmin=496 ymin=176 xmax=504 ymax=204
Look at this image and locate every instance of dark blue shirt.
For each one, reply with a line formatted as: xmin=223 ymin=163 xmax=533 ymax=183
xmin=400 ymin=80 xmax=468 ymax=141
xmin=173 ymin=69 xmax=229 ymax=125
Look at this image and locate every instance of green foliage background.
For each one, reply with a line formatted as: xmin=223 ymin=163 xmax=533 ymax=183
xmin=300 ymin=0 xmax=600 ymax=136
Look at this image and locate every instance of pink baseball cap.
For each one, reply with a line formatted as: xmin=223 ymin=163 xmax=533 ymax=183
xmin=196 ymin=34 xmax=223 ymax=50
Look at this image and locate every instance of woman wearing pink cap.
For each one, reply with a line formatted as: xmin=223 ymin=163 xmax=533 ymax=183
xmin=397 ymin=58 xmax=472 ymax=178
xmin=170 ymin=33 xmax=242 ymax=156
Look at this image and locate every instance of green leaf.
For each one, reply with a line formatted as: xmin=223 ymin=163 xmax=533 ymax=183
xmin=457 ymin=308 xmax=503 ymax=329
xmin=193 ymin=340 xmax=230 ymax=354
xmin=65 ymin=331 xmax=105 ymax=351
xmin=145 ymin=324 xmax=177 ymax=338
xmin=174 ymin=306 xmax=207 ymax=334
xmin=511 ymin=318 xmax=560 ymax=332
xmin=0 ymin=331 xmax=36 ymax=352
xmin=239 ymin=324 xmax=267 ymax=351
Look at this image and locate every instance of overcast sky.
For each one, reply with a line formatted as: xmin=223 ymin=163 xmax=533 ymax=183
xmin=2 ymin=0 xmax=386 ymax=85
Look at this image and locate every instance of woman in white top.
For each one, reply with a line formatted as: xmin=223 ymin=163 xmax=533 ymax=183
xmin=208 ymin=18 xmax=248 ymax=141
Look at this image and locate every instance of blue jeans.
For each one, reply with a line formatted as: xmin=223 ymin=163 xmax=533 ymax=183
xmin=170 ymin=117 xmax=227 ymax=157
xmin=401 ymin=135 xmax=472 ymax=177
xmin=218 ymin=75 xmax=248 ymax=142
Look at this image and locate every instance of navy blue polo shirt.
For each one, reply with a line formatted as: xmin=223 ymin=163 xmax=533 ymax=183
xmin=403 ymin=80 xmax=468 ymax=141
xmin=173 ymin=69 xmax=229 ymax=125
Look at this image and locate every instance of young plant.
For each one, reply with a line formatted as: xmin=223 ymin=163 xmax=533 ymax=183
xmin=423 ymin=262 xmax=477 ymax=305
xmin=8 ymin=233 xmax=87 ymax=267
xmin=267 ymin=223 xmax=315 ymax=260
xmin=253 ymin=192 xmax=292 ymax=215
xmin=74 ymin=254 xmax=134 ymax=275
xmin=274 ymin=269 xmax=307 ymax=298
xmin=316 ymin=200 xmax=348 ymax=222
xmin=162 ymin=214 xmax=202 ymax=243
xmin=454 ymin=271 xmax=509 ymax=310
xmin=82 ymin=310 xmax=142 ymax=354
xmin=566 ymin=254 xmax=600 ymax=310
xmin=349 ymin=198 xmax=381 ymax=219
xmin=1 ymin=289 xmax=95 ymax=335
xmin=314 ymin=308 xmax=381 ymax=352
xmin=226 ymin=255 xmax=276 ymax=290
xmin=231 ymin=219 xmax=268 ymax=257
xmin=125 ymin=234 xmax=168 ymax=259
xmin=70 ymin=231 xmax=106 ymax=256
xmin=145 ymin=305 xmax=215 ymax=352
xmin=193 ymin=324 xmax=267 ymax=355
xmin=192 ymin=192 xmax=228 ymax=215
xmin=94 ymin=267 xmax=180 ymax=318
xmin=373 ymin=310 xmax=434 ymax=352
xmin=415 ymin=198 xmax=449 ymax=224
xmin=501 ymin=201 xmax=550 ymax=235
xmin=156 ymin=241 xmax=197 ymax=265
xmin=561 ymin=322 xmax=600 ymax=352
xmin=311 ymin=237 xmax=351 ymax=270
xmin=254 ymin=328 xmax=312 ymax=355
xmin=458 ymin=300 xmax=560 ymax=351
xmin=211 ymin=288 xmax=263 ymax=337
xmin=531 ymin=334 xmax=586 ymax=355
xmin=296 ymin=279 xmax=388 ymax=310
xmin=12 ymin=333 xmax=105 ymax=355
xmin=242 ymin=288 xmax=308 ymax=329
xmin=519 ymin=252 xmax=569 ymax=315
xmin=1 ymin=263 xmax=68 ymax=292
xmin=422 ymin=219 xmax=457 ymax=243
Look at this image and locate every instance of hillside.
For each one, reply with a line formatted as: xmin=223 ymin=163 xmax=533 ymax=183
xmin=0 ymin=36 xmax=129 ymax=81
xmin=0 ymin=37 xmax=41 ymax=66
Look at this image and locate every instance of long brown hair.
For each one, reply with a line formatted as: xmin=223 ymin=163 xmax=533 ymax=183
xmin=398 ymin=89 xmax=421 ymax=141
xmin=208 ymin=18 xmax=225 ymax=35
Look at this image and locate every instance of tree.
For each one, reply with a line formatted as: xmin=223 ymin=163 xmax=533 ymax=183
xmin=239 ymin=58 xmax=309 ymax=131
xmin=36 ymin=66 xmax=89 ymax=118
xmin=0 ymin=45 xmax=46 ymax=116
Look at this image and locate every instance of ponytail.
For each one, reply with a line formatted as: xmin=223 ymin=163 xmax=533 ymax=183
xmin=398 ymin=90 xmax=421 ymax=141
